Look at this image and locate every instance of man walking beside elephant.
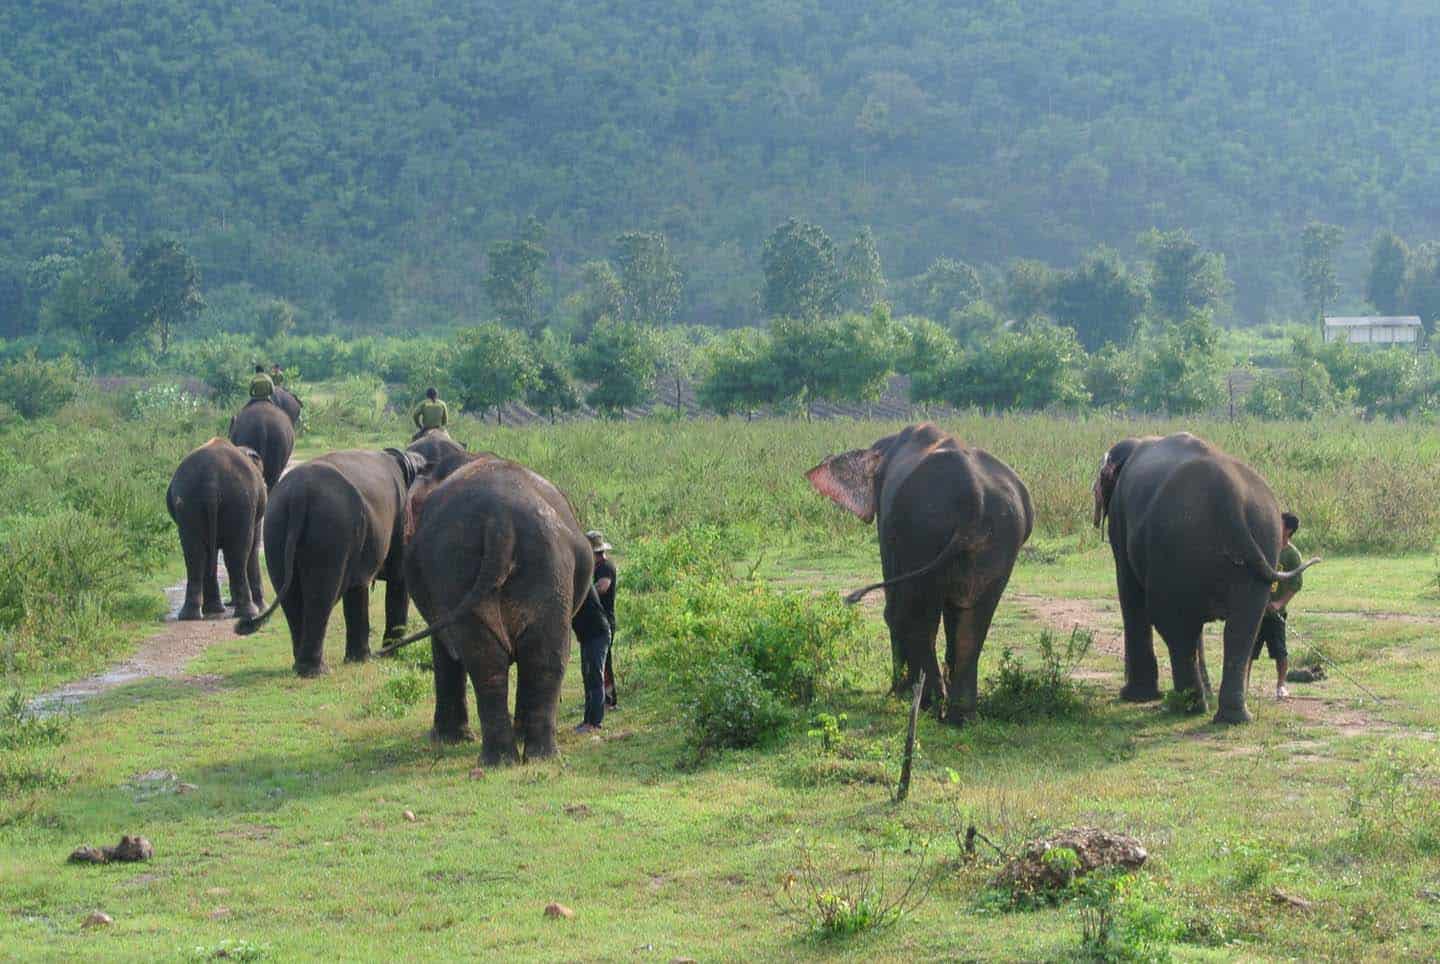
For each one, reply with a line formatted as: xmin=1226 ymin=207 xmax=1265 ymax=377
xmin=1254 ymin=512 xmax=1305 ymax=701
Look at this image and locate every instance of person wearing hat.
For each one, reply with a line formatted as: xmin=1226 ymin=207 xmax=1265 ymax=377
xmin=587 ymin=531 xmax=619 ymax=708
xmin=411 ymin=387 xmax=449 ymax=441
xmin=248 ymin=364 xmax=274 ymax=401
xmin=572 ymin=582 xmax=612 ymax=734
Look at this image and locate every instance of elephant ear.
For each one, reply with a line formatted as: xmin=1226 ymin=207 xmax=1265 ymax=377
xmin=404 ymin=475 xmax=440 ymax=543
xmin=238 ymin=446 xmax=264 ymax=470
xmin=1092 ymin=440 xmax=1136 ymax=528
xmin=806 ymin=447 xmax=883 ymax=523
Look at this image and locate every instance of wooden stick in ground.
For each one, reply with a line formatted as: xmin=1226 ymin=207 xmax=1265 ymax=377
xmin=896 ymin=671 xmax=925 ymax=803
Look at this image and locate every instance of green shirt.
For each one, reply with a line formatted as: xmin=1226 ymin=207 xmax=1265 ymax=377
xmin=249 ymin=373 xmax=274 ymax=399
xmin=413 ymin=399 xmax=448 ymax=429
xmin=1271 ymin=543 xmax=1303 ymax=608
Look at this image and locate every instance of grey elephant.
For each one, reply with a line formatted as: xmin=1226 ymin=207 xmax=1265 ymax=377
xmin=388 ymin=452 xmax=592 ymax=764
xmin=272 ymin=387 xmax=303 ymax=425
xmin=235 ymin=448 xmax=425 ymax=676
xmin=166 ymin=438 xmax=267 ymax=621
xmin=807 ymin=424 xmax=1033 ymax=724
xmin=229 ymin=399 xmax=294 ymax=491
xmin=406 ymin=428 xmax=465 ymax=466
xmin=1093 ymin=432 xmax=1319 ymax=723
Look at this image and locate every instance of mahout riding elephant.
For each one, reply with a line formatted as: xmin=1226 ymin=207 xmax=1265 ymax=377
xmin=166 ymin=438 xmax=267 ymax=621
xmin=229 ymin=399 xmax=294 ymax=491
xmin=406 ymin=428 xmax=465 ymax=466
xmin=388 ymin=452 xmax=592 ymax=764
xmin=272 ymin=387 xmax=302 ymax=425
xmin=807 ymin=423 xmax=1033 ymax=724
xmin=235 ymin=448 xmax=426 ymax=676
xmin=1092 ymin=432 xmax=1319 ymax=723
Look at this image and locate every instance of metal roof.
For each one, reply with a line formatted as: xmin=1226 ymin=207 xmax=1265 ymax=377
xmin=1323 ymin=315 xmax=1423 ymax=327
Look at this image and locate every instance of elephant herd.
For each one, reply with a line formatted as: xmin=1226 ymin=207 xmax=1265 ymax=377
xmin=168 ymin=411 xmax=1317 ymax=767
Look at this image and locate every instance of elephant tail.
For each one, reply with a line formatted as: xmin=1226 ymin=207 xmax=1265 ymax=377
xmin=234 ymin=499 xmax=304 ymax=636
xmin=376 ymin=521 xmax=516 ymax=657
xmin=1232 ymin=537 xmax=1322 ymax=586
xmin=843 ymin=525 xmax=988 ymax=606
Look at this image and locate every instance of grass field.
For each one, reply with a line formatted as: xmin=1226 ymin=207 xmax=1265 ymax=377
xmin=4 ymin=408 xmax=1440 ymax=960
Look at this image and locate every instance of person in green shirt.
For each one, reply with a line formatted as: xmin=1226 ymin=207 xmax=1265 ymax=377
xmin=1253 ymin=512 xmax=1303 ymax=700
xmin=269 ymin=364 xmax=286 ymax=389
xmin=411 ymin=387 xmax=449 ymax=440
xmin=248 ymin=365 xmax=274 ymax=401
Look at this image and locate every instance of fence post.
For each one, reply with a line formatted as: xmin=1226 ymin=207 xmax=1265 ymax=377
xmin=895 ymin=670 xmax=925 ymax=802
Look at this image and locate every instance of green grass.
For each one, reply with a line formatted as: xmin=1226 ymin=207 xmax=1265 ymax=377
xmin=7 ymin=405 xmax=1440 ymax=959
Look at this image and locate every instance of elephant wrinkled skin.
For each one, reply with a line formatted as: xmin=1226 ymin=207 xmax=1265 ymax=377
xmin=406 ymin=428 xmax=465 ymax=466
xmin=397 ymin=453 xmax=593 ymax=764
xmin=807 ymin=424 xmax=1033 ymax=724
xmin=236 ymin=448 xmax=425 ymax=676
xmin=228 ymin=399 xmax=295 ymax=491
xmin=166 ymin=438 xmax=267 ymax=621
xmin=1093 ymin=433 xmax=1319 ymax=723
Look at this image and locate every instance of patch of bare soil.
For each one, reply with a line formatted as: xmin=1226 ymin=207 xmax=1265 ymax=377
xmin=1012 ymin=594 xmax=1125 ymax=657
xmin=1307 ymin=609 xmax=1440 ymax=626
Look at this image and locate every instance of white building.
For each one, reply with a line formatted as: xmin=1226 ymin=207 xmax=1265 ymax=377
xmin=1322 ymin=316 xmax=1423 ymax=346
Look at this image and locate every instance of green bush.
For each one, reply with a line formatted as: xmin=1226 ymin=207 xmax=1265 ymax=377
xmin=0 ymin=509 xmax=129 ymax=629
xmin=360 ymin=671 xmax=429 ymax=720
xmin=622 ymin=525 xmax=730 ymax=595
xmin=128 ymin=383 xmax=207 ymax=421
xmin=680 ymin=659 xmax=793 ymax=756
xmin=978 ymin=629 xmax=1094 ymax=722
xmin=0 ymin=351 xmax=82 ymax=418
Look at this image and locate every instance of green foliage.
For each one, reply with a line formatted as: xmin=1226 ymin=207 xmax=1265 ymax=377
xmin=910 ymin=257 xmax=983 ymax=324
xmin=574 ymin=318 xmax=658 ymax=416
xmin=566 ymin=260 xmax=625 ymax=341
xmin=1367 ymin=232 xmax=1409 ymax=316
xmin=40 ymin=237 xmax=138 ymax=355
xmin=0 ymin=690 xmax=69 ymax=752
xmin=255 ymin=298 xmax=297 ymax=341
xmin=680 ymin=658 xmax=793 ymax=757
xmin=650 ymin=326 xmax=711 ymax=415
xmin=761 ymin=218 xmax=840 ymax=320
xmin=978 ymin=629 xmax=1093 ymax=723
xmin=1344 ymin=748 xmax=1440 ymax=856
xmin=613 ymin=232 xmax=682 ymax=325
xmin=485 ymin=238 xmax=548 ymax=336
xmin=360 ymin=671 xmax=429 ymax=720
xmin=945 ymin=323 xmax=1089 ymax=412
xmin=1053 ymin=247 xmax=1149 ymax=351
xmin=696 ymin=328 xmax=784 ymax=417
xmin=526 ymin=359 xmax=581 ymax=423
xmin=131 ymin=236 xmax=204 ymax=354
xmin=839 ymin=227 xmax=886 ymax=313
xmin=1243 ymin=358 xmax=1342 ymax=421
xmin=898 ymin=317 xmax=960 ymax=403
xmin=1141 ymin=228 xmax=1230 ymax=323
xmin=806 ymin=712 xmax=848 ymax=755
xmin=1298 ymin=221 xmax=1344 ymax=321
xmin=0 ymin=351 xmax=81 ymax=418
xmin=1077 ymin=872 xmax=1179 ymax=963
xmin=769 ymin=312 xmax=897 ymax=411
xmin=1003 ymin=259 xmax=1058 ymax=324
xmin=1083 ymin=345 xmax=1137 ymax=412
xmin=451 ymin=324 xmax=536 ymax=420
xmin=1131 ymin=314 xmax=1225 ymax=416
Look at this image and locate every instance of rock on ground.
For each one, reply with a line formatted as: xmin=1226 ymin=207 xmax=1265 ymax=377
xmin=544 ymin=901 xmax=574 ymax=919
xmin=993 ymin=827 xmax=1147 ymax=894
xmin=68 ymin=835 xmax=154 ymax=865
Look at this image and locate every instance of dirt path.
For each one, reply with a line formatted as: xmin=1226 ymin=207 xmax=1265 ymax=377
xmin=29 ymin=459 xmax=301 ymax=715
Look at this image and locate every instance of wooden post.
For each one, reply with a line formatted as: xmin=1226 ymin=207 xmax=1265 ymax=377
xmin=895 ymin=671 xmax=925 ymax=803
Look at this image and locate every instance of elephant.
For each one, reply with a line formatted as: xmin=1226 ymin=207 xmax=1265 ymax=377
xmin=272 ymin=387 xmax=303 ymax=425
xmin=166 ymin=438 xmax=267 ymax=621
xmin=1092 ymin=432 xmax=1319 ymax=723
xmin=807 ymin=423 xmax=1033 ymax=724
xmin=389 ymin=452 xmax=592 ymax=764
xmin=235 ymin=447 xmax=426 ymax=676
xmin=406 ymin=428 xmax=465 ymax=466
xmin=229 ymin=399 xmax=295 ymax=491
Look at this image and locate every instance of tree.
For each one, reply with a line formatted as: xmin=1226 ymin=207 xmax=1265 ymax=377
xmin=1404 ymin=241 xmax=1440 ymax=334
xmin=913 ymin=257 xmax=982 ymax=324
xmin=612 ymin=231 xmax=682 ymax=324
xmin=1131 ymin=313 xmax=1225 ymax=415
xmin=895 ymin=316 xmax=959 ymax=404
xmin=1366 ymin=231 xmax=1409 ymax=316
xmin=574 ymin=318 xmax=658 ymax=416
xmin=1002 ymin=259 xmax=1057 ymax=322
xmin=131 ymin=237 xmax=204 ymax=354
xmin=651 ymin=326 xmax=712 ymax=416
xmin=526 ymin=360 xmax=581 ymax=423
xmin=255 ymin=298 xmax=296 ymax=341
xmin=761 ymin=218 xmax=840 ymax=320
xmin=840 ymin=226 xmax=886 ymax=312
xmin=1298 ymin=221 xmax=1344 ymax=332
xmin=485 ymin=238 xmax=548 ymax=336
xmin=41 ymin=237 xmax=138 ymax=356
xmin=451 ymin=323 xmax=536 ymax=423
xmin=696 ymin=328 xmax=784 ymax=418
xmin=768 ymin=310 xmax=897 ymax=415
xmin=567 ymin=260 xmax=625 ymax=341
xmin=944 ymin=323 xmax=1089 ymax=412
xmin=1051 ymin=247 xmax=1148 ymax=351
xmin=334 ymin=265 xmax=391 ymax=326
xmin=1141 ymin=228 xmax=1230 ymax=323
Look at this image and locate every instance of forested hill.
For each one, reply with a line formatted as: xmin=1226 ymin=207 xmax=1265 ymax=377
xmin=4 ymin=0 xmax=1440 ymax=329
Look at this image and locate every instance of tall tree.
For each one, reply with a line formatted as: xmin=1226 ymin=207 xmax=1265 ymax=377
xmin=1002 ymin=259 xmax=1057 ymax=323
xmin=651 ymin=326 xmax=712 ymax=416
xmin=1141 ymin=228 xmax=1230 ymax=323
xmin=255 ymin=298 xmax=296 ymax=341
xmin=41 ymin=237 xmax=138 ymax=356
xmin=567 ymin=260 xmax=625 ymax=341
xmin=1298 ymin=221 xmax=1344 ymax=332
xmin=451 ymin=323 xmax=537 ymax=423
xmin=612 ymin=231 xmax=682 ymax=325
xmin=840 ymin=226 xmax=887 ymax=312
xmin=1404 ymin=241 xmax=1440 ymax=335
xmin=574 ymin=318 xmax=659 ymax=417
xmin=1051 ymin=247 xmax=1148 ymax=351
xmin=485 ymin=238 xmax=548 ymax=336
xmin=912 ymin=257 xmax=982 ymax=324
xmin=131 ymin=237 xmax=205 ymax=354
xmin=1366 ymin=231 xmax=1409 ymax=316
xmin=761 ymin=218 xmax=840 ymax=320
xmin=696 ymin=328 xmax=784 ymax=419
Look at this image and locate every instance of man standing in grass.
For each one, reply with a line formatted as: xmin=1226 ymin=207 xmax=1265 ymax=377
xmin=572 ymin=583 xmax=612 ymax=734
xmin=411 ymin=387 xmax=448 ymax=440
xmin=248 ymin=364 xmax=274 ymax=401
xmin=588 ymin=530 xmax=619 ymax=709
xmin=1253 ymin=511 xmax=1304 ymax=700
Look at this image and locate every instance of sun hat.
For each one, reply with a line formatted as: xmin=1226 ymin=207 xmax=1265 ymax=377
xmin=586 ymin=530 xmax=612 ymax=552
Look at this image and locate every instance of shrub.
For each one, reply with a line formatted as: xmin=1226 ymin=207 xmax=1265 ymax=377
xmin=978 ymin=629 xmax=1093 ymax=722
xmin=129 ymin=383 xmax=207 ymax=421
xmin=622 ymin=525 xmax=729 ymax=595
xmin=0 ymin=509 xmax=129 ymax=629
xmin=0 ymin=351 xmax=82 ymax=418
xmin=360 ymin=671 xmax=429 ymax=720
xmin=680 ymin=659 xmax=793 ymax=756
xmin=0 ymin=690 xmax=70 ymax=751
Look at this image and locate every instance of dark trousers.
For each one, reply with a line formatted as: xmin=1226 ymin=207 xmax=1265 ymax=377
xmin=579 ymin=630 xmax=611 ymax=726
xmin=1253 ymin=609 xmax=1288 ymax=662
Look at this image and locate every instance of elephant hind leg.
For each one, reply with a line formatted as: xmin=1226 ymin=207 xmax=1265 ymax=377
xmin=1117 ymin=565 xmax=1159 ymax=702
xmin=341 ymin=585 xmax=372 ymax=663
xmin=295 ymin=579 xmax=338 ymax=677
xmin=202 ymin=525 xmax=225 ymax=617
xmin=220 ymin=525 xmax=258 ymax=621
xmin=454 ymin=616 xmax=518 ymax=765
xmin=1157 ymin=618 xmax=1208 ymax=714
xmin=885 ymin=587 xmax=944 ymax=714
xmin=429 ymin=636 xmax=473 ymax=743
xmin=514 ymin=614 xmax=573 ymax=762
xmin=176 ymin=521 xmax=209 ymax=621
xmin=944 ymin=584 xmax=1005 ymax=726
xmin=1216 ymin=591 xmax=1267 ymax=725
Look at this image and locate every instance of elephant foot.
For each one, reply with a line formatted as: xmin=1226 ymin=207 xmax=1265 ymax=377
xmin=429 ymin=726 xmax=476 ymax=744
xmin=232 ymin=601 xmax=260 ymax=621
xmin=1213 ymin=704 xmax=1253 ymax=725
xmin=522 ymin=739 xmax=558 ymax=763
xmin=1119 ymin=682 xmax=1162 ymax=703
xmin=480 ymin=745 xmax=521 ymax=767
xmin=344 ymin=650 xmax=371 ymax=664
xmin=176 ymin=603 xmax=204 ymax=621
xmin=293 ymin=660 xmax=330 ymax=678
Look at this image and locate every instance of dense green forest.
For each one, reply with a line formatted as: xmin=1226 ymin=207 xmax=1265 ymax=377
xmin=4 ymin=0 xmax=1440 ymax=333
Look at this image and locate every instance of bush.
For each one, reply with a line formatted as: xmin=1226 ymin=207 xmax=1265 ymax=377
xmin=622 ymin=525 xmax=729 ymax=595
xmin=0 ymin=509 xmax=129 ymax=629
xmin=360 ymin=671 xmax=429 ymax=719
xmin=0 ymin=351 xmax=82 ymax=418
xmin=978 ymin=629 xmax=1093 ymax=722
xmin=128 ymin=383 xmax=207 ymax=421
xmin=680 ymin=659 xmax=793 ymax=756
